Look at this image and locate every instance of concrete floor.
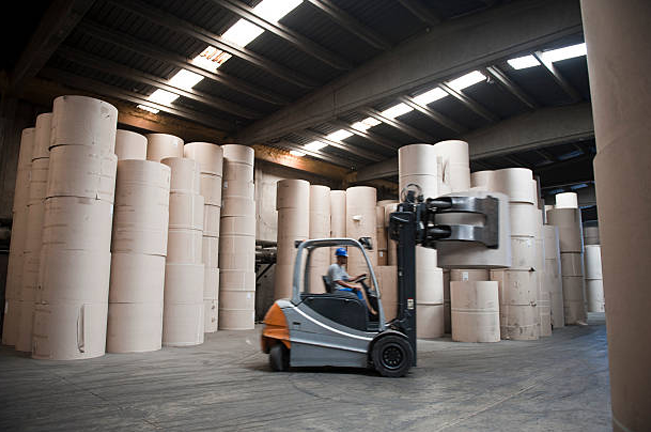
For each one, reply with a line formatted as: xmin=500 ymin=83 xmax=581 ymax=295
xmin=0 ymin=322 xmax=610 ymax=431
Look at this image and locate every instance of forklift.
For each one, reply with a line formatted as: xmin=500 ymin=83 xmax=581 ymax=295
xmin=261 ymin=186 xmax=503 ymax=377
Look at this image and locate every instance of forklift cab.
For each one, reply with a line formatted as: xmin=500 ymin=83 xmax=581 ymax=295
xmin=297 ymin=238 xmax=384 ymax=333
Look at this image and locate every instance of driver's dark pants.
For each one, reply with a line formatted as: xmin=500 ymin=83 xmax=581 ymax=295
xmin=336 ymin=288 xmax=366 ymax=305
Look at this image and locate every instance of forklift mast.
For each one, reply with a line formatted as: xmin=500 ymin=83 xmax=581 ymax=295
xmin=388 ymin=189 xmax=500 ymax=365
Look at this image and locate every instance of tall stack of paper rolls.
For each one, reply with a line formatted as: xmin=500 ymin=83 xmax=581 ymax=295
xmin=33 ymin=95 xmax=118 ymax=360
xmin=184 ymin=142 xmax=223 ymax=333
xmin=543 ymin=225 xmax=564 ymax=328
xmin=108 ymin=156 xmax=170 ymax=353
xmin=376 ymin=200 xmax=395 ymax=266
xmin=275 ymin=180 xmax=309 ymax=299
xmin=534 ymin=205 xmax=552 ymax=337
xmin=16 ymin=113 xmax=52 ymax=352
xmin=329 ymin=190 xmax=346 ymax=257
xmin=398 ymin=144 xmax=444 ymax=339
xmin=308 ymin=185 xmax=330 ymax=293
xmin=219 ymin=145 xmax=255 ymax=329
xmin=2 ymin=128 xmax=34 ymax=346
xmin=345 ymin=186 xmax=377 ymax=277
xmin=547 ymin=192 xmax=586 ymax=324
xmin=146 ymin=133 xmax=183 ymax=162
xmin=486 ymin=168 xmax=539 ymax=340
xmin=161 ymin=157 xmax=204 ymax=346
xmin=583 ymin=221 xmax=600 ymax=246
xmin=374 ymin=265 xmax=398 ymax=322
xmin=114 ymin=130 xmax=148 ymax=161
xmin=584 ymin=245 xmax=605 ymax=312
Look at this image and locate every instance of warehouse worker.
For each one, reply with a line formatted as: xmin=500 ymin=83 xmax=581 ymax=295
xmin=327 ymin=248 xmax=377 ymax=315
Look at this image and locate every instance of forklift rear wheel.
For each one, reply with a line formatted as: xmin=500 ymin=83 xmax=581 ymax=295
xmin=269 ymin=343 xmax=290 ymax=372
xmin=372 ymin=335 xmax=413 ymax=377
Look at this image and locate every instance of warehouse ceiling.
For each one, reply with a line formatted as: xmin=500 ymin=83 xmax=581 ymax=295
xmin=2 ymin=0 xmax=594 ymax=203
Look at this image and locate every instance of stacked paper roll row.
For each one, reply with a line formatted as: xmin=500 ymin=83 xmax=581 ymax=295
xmin=330 ymin=190 xmax=346 ymax=258
xmin=15 ymin=114 xmax=53 ymax=352
xmin=308 ymin=185 xmax=331 ymax=294
xmin=2 ymin=128 xmax=35 ymax=346
xmin=32 ymin=96 xmax=118 ymax=360
xmin=384 ymin=203 xmax=399 ymax=266
xmin=345 ymin=186 xmax=378 ymax=276
xmin=146 ymin=134 xmax=183 ymax=162
xmin=543 ymin=225 xmax=565 ymax=328
xmin=115 ymin=130 xmax=148 ymax=161
xmin=534 ymin=206 xmax=552 ymax=337
xmin=584 ymin=245 xmax=605 ymax=312
xmin=275 ymin=179 xmax=309 ymax=300
xmin=398 ymin=144 xmax=444 ymax=339
xmin=161 ymin=157 xmax=204 ymax=346
xmin=376 ymin=206 xmax=388 ymax=266
xmin=374 ymin=266 xmax=398 ymax=322
xmin=583 ymin=223 xmax=600 ymax=246
xmin=451 ymin=281 xmax=500 ymax=342
xmin=443 ymin=270 xmax=451 ymax=334
xmin=107 ymin=158 xmax=170 ymax=353
xmin=184 ymin=142 xmax=223 ymax=333
xmin=547 ymin=201 xmax=586 ymax=324
xmin=219 ymin=144 xmax=255 ymax=330
xmin=432 ymin=140 xmax=471 ymax=193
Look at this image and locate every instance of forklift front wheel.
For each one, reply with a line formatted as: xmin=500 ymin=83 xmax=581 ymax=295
xmin=371 ymin=335 xmax=413 ymax=377
xmin=269 ymin=343 xmax=290 ymax=372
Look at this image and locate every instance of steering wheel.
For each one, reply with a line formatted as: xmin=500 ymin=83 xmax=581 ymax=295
xmin=354 ymin=274 xmax=367 ymax=283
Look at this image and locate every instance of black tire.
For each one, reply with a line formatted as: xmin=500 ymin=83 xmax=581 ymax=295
xmin=371 ymin=335 xmax=413 ymax=377
xmin=269 ymin=343 xmax=290 ymax=372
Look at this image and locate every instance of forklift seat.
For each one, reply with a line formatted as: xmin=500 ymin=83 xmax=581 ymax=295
xmin=322 ymin=275 xmax=334 ymax=293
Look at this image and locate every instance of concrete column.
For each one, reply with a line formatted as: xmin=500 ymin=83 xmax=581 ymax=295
xmin=580 ymin=1 xmax=651 ymax=430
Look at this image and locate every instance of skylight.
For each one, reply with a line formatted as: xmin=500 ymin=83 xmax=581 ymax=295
xmin=570 ymin=183 xmax=589 ymax=190
xmin=137 ymin=105 xmax=159 ymax=114
xmin=222 ymin=19 xmax=265 ymax=47
xmin=507 ymin=55 xmax=541 ymax=70
xmin=149 ymin=89 xmax=180 ymax=105
xmin=169 ymin=69 xmax=204 ymax=89
xmin=351 ymin=117 xmax=381 ymax=131
xmin=541 ymin=43 xmax=587 ymax=63
xmin=326 ymin=129 xmax=354 ymax=141
xmin=290 ymin=150 xmax=306 ymax=157
xmin=255 ymin=0 xmax=303 ymax=22
xmin=305 ymin=141 xmax=328 ymax=151
xmin=192 ymin=46 xmax=232 ymax=72
xmin=381 ymin=103 xmax=413 ymax=119
xmin=448 ymin=71 xmax=486 ymax=91
xmin=412 ymin=87 xmax=448 ymax=105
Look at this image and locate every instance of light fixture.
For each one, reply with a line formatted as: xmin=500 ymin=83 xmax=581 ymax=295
xmin=381 ymin=103 xmax=413 ymax=119
xmin=541 ymin=42 xmax=587 ymax=63
xmin=148 ymin=89 xmax=179 ymax=105
xmin=169 ymin=69 xmax=204 ymax=89
xmin=326 ymin=129 xmax=354 ymax=141
xmin=351 ymin=117 xmax=381 ymax=131
xmin=137 ymin=104 xmax=159 ymax=114
xmin=507 ymin=55 xmax=541 ymax=70
xmin=254 ymin=0 xmax=303 ymax=23
xmin=290 ymin=150 xmax=306 ymax=157
xmin=192 ymin=46 xmax=232 ymax=72
xmin=412 ymin=87 xmax=448 ymax=105
xmin=448 ymin=70 xmax=486 ymax=91
xmin=305 ymin=141 xmax=328 ymax=151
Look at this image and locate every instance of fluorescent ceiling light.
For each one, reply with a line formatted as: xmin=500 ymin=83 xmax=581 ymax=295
xmin=412 ymin=87 xmax=448 ymax=105
xmin=541 ymin=43 xmax=587 ymax=63
xmin=351 ymin=117 xmax=381 ymax=131
xmin=326 ymin=129 xmax=353 ymax=141
xmin=169 ymin=69 xmax=203 ymax=89
xmin=448 ymin=70 xmax=486 ymax=91
xmin=192 ymin=46 xmax=232 ymax=72
xmin=290 ymin=150 xmax=305 ymax=157
xmin=137 ymin=105 xmax=159 ymax=114
xmin=570 ymin=183 xmax=589 ymax=190
xmin=507 ymin=55 xmax=541 ymax=70
xmin=381 ymin=103 xmax=413 ymax=119
xmin=222 ymin=19 xmax=264 ymax=47
xmin=254 ymin=0 xmax=303 ymax=22
xmin=305 ymin=141 xmax=328 ymax=151
xmin=149 ymin=89 xmax=179 ymax=105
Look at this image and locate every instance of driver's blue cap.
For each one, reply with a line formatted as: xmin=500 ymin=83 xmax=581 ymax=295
xmin=335 ymin=247 xmax=348 ymax=257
